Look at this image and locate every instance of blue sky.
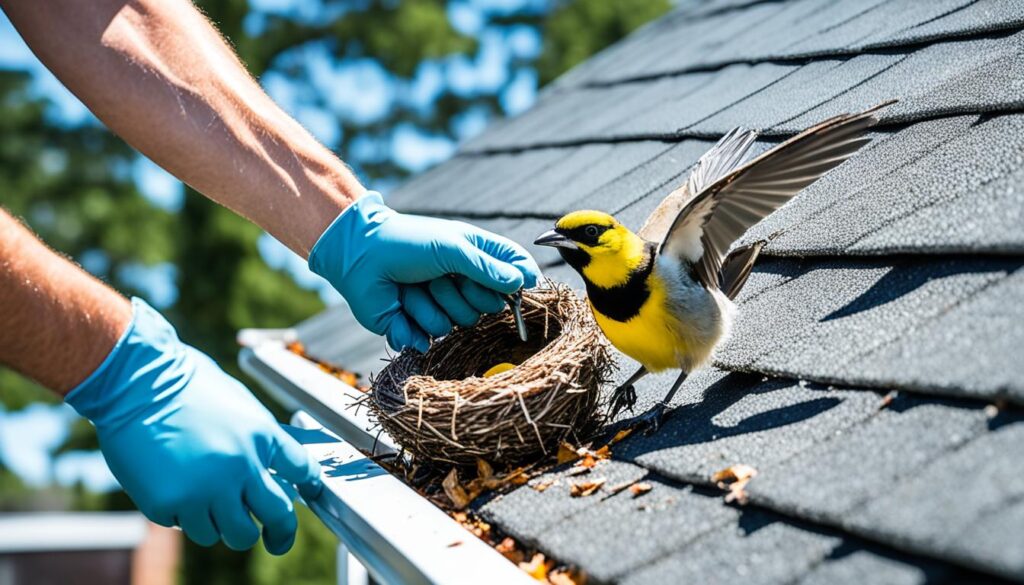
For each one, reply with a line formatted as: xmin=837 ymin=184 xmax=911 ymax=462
xmin=0 ymin=0 xmax=540 ymax=494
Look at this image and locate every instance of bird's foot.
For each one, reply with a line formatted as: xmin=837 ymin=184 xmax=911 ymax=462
xmin=636 ymin=402 xmax=668 ymax=435
xmin=608 ymin=383 xmax=638 ymax=419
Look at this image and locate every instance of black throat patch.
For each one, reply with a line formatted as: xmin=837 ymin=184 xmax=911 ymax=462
xmin=579 ymin=242 xmax=657 ymax=323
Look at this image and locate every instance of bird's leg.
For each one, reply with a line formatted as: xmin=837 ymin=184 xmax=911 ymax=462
xmin=636 ymin=369 xmax=688 ymax=435
xmin=609 ymin=365 xmax=648 ymax=418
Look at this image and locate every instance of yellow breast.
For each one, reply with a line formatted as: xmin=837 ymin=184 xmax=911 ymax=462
xmin=589 ymin=276 xmax=684 ymax=372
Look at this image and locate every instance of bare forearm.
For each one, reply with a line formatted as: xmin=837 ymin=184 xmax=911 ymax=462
xmin=0 ymin=210 xmax=132 ymax=393
xmin=1 ymin=0 xmax=364 ymax=257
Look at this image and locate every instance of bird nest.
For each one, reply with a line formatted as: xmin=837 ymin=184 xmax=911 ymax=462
xmin=370 ymin=284 xmax=615 ymax=467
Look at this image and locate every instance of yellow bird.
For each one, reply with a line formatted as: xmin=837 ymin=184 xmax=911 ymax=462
xmin=535 ymin=104 xmax=888 ymax=429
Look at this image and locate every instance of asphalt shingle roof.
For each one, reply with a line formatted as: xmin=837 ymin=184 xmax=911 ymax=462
xmin=286 ymin=1 xmax=1024 ymax=582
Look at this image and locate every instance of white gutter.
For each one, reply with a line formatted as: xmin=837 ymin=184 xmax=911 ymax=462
xmin=240 ymin=343 xmax=396 ymax=455
xmin=239 ymin=338 xmax=533 ymax=585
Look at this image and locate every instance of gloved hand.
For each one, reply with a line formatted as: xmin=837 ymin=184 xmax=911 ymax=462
xmin=309 ymin=192 xmax=541 ymax=352
xmin=65 ymin=299 xmax=321 ymax=554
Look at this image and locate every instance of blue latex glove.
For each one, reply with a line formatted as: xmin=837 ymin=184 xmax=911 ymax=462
xmin=309 ymin=192 xmax=541 ymax=352
xmin=65 ymin=299 xmax=321 ymax=554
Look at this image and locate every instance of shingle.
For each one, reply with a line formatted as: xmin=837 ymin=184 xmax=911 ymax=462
xmin=613 ymin=372 xmax=881 ymax=486
xmin=796 ymin=549 xmax=950 ymax=585
xmin=846 ymin=419 xmax=1024 ymax=581
xmin=534 ymin=480 xmax=738 ymax=582
xmin=747 ymin=395 xmax=990 ymax=524
xmin=759 ymin=114 xmax=1024 ymax=256
xmin=620 ymin=64 xmax=798 ymax=137
xmin=785 ymin=0 xmax=975 ymax=56
xmin=477 ymin=460 xmax=649 ymax=544
xmin=849 ymin=162 xmax=1024 ymax=255
xmin=716 ymin=256 xmax=1024 ymax=402
xmin=689 ymin=56 xmax=902 ymax=135
xmin=622 ymin=513 xmax=842 ymax=585
xmin=294 ymin=304 xmax=389 ymax=377
xmin=526 ymin=142 xmax=677 ymax=215
xmin=780 ymin=34 xmax=1020 ymax=133
xmin=849 ymin=268 xmax=1024 ymax=403
xmin=876 ymin=0 xmax=1024 ymax=46
xmin=563 ymin=140 xmax=710 ymax=215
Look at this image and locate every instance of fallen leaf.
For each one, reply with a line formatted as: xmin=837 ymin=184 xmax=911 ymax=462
xmin=593 ymin=445 xmax=611 ymax=459
xmin=567 ymin=465 xmax=591 ymax=477
xmin=443 ymin=468 xmax=472 ymax=510
xmin=495 ymin=536 xmax=525 ymax=564
xmin=557 ymin=442 xmax=578 ymax=464
xmin=629 ymin=482 xmax=653 ymax=497
xmin=519 ymin=553 xmax=551 ymax=581
xmin=506 ymin=467 xmax=530 ymax=486
xmin=569 ymin=478 xmax=606 ymax=497
xmin=477 ymin=458 xmax=494 ymax=481
xmin=531 ymin=478 xmax=556 ymax=492
xmin=711 ymin=464 xmax=758 ymax=484
xmin=549 ymin=570 xmax=582 ymax=585
xmin=712 ymin=464 xmax=758 ymax=505
xmin=610 ymin=428 xmax=633 ymax=443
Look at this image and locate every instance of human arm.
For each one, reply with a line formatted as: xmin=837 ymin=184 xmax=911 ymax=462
xmin=0 ymin=209 xmax=320 ymax=553
xmin=1 ymin=0 xmax=542 ymax=351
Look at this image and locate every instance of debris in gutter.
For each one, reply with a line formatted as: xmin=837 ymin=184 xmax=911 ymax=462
xmin=712 ymin=464 xmax=758 ymax=505
xmin=285 ymin=340 xmax=366 ymax=391
xmin=531 ymin=477 xmax=556 ymax=492
xmin=519 ymin=553 xmax=553 ymax=581
xmin=446 ymin=540 xmax=463 ymax=548
xmin=610 ymin=428 xmax=633 ymax=444
xmin=442 ymin=462 xmax=530 ymax=509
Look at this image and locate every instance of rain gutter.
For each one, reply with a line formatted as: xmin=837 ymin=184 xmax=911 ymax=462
xmin=238 ymin=337 xmax=532 ymax=585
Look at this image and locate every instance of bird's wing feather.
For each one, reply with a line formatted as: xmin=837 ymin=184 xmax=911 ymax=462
xmin=661 ymin=102 xmax=891 ymax=291
xmin=719 ymin=242 xmax=763 ymax=300
xmin=637 ymin=127 xmax=758 ymax=242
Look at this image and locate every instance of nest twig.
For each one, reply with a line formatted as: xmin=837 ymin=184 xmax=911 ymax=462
xmin=370 ymin=283 xmax=615 ymax=467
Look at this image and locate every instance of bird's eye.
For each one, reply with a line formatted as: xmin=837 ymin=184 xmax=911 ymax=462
xmin=585 ymin=225 xmax=601 ymax=238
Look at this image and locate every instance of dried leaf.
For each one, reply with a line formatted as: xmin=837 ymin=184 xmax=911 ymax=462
xmin=531 ymin=478 xmax=556 ymax=492
xmin=519 ymin=553 xmax=552 ymax=581
xmin=712 ymin=464 xmax=758 ymax=505
xmin=557 ymin=442 xmax=578 ymax=464
xmin=569 ymin=478 xmax=606 ymax=497
xmin=592 ymin=445 xmax=611 ymax=459
xmin=495 ymin=536 xmax=525 ymax=564
xmin=476 ymin=459 xmax=494 ymax=481
xmin=567 ymin=465 xmax=591 ymax=477
xmin=549 ymin=570 xmax=582 ymax=585
xmin=711 ymin=464 xmax=758 ymax=484
xmin=443 ymin=468 xmax=472 ymax=510
xmin=629 ymin=482 xmax=653 ymax=497
xmin=611 ymin=428 xmax=633 ymax=443
xmin=506 ymin=467 xmax=529 ymax=486
xmin=578 ymin=454 xmax=598 ymax=469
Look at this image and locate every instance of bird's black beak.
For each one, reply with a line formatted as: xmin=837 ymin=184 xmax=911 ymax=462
xmin=534 ymin=229 xmax=577 ymax=250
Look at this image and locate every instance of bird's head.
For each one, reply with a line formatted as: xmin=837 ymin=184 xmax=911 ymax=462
xmin=534 ymin=210 xmax=642 ymax=272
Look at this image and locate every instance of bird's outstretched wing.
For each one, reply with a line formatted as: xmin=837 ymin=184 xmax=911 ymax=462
xmin=661 ymin=101 xmax=892 ymax=291
xmin=637 ymin=127 xmax=758 ymax=242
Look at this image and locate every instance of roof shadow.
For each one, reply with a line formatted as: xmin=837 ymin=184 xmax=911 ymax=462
xmin=610 ymin=372 xmax=845 ymax=460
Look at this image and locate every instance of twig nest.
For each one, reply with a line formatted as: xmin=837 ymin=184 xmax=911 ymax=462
xmin=370 ymin=284 xmax=615 ymax=467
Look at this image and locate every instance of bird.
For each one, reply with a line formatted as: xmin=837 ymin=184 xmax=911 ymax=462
xmin=534 ymin=103 xmax=890 ymax=431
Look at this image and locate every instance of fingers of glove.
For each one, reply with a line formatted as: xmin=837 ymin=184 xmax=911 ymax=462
xmin=271 ymin=426 xmax=323 ymax=502
xmin=427 ymin=278 xmax=480 ymax=327
xmin=445 ymin=242 xmax=523 ymax=295
xmin=212 ymin=496 xmax=260 ymax=551
xmin=401 ymin=286 xmax=453 ymax=338
xmin=178 ymin=507 xmax=221 ymax=548
xmin=464 ymin=229 xmax=542 ymax=289
xmin=457 ymin=277 xmax=507 ymax=314
xmin=245 ymin=470 xmax=298 ymax=555
xmin=380 ymin=306 xmax=430 ymax=353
